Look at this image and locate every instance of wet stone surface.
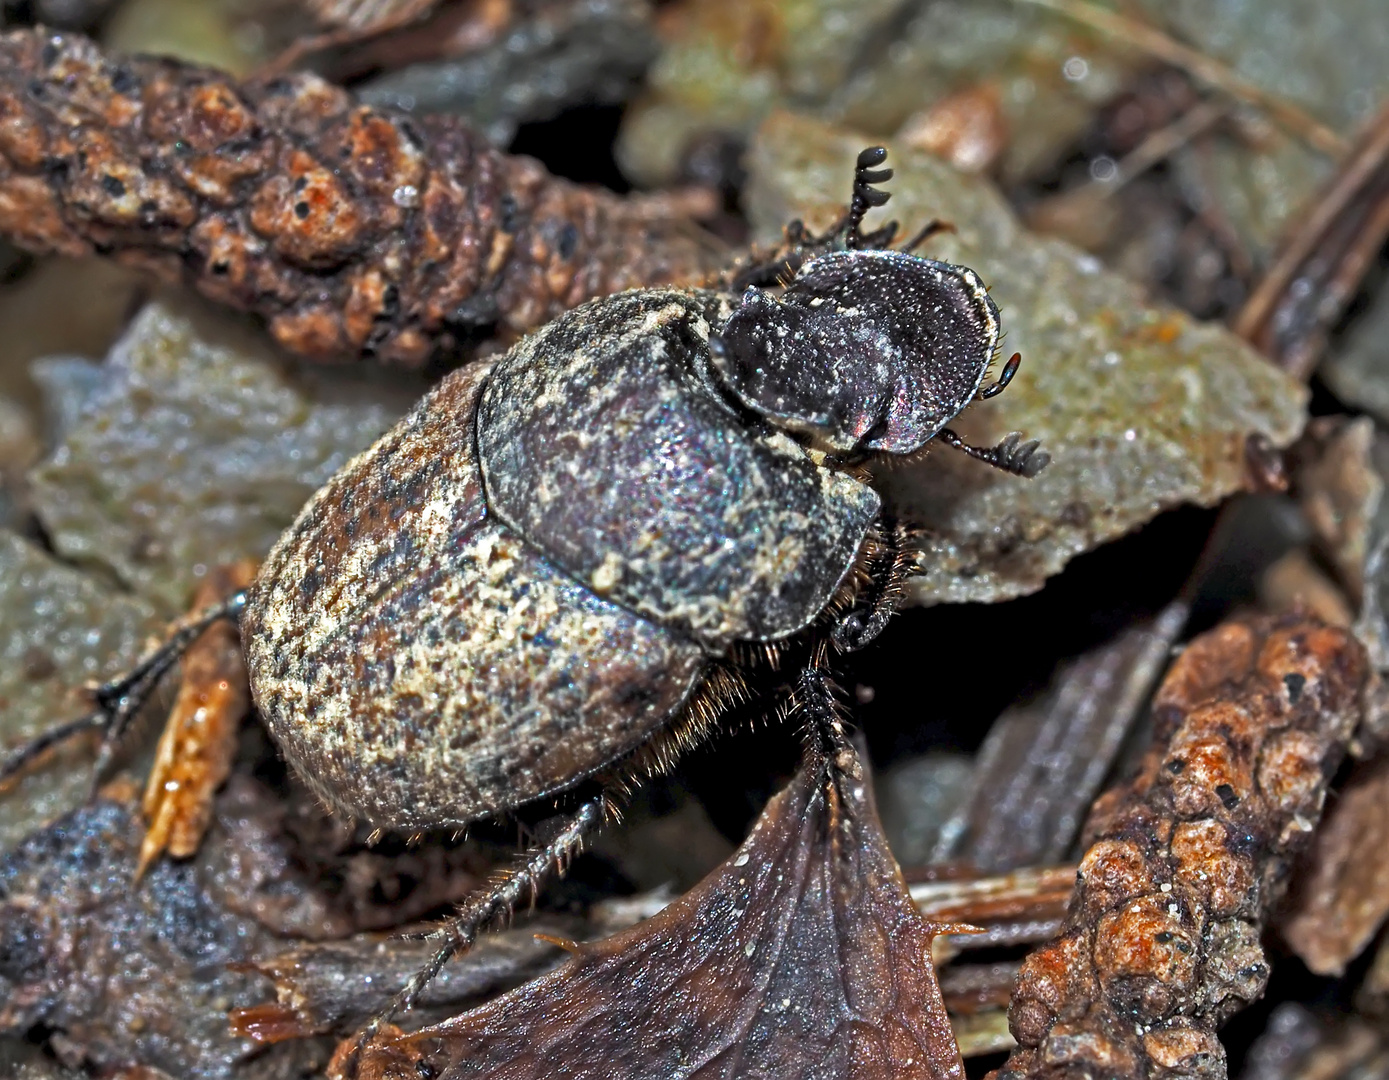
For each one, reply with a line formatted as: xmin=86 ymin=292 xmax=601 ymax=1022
xmin=27 ymin=294 xmax=418 ymax=615
xmin=745 ymin=112 xmax=1309 ymax=606
xmin=0 ymin=529 xmax=160 ymax=849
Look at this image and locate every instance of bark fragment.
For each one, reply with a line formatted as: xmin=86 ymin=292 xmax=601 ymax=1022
xmin=0 ymin=28 xmax=719 ymax=366
xmin=138 ymin=561 xmax=256 ymax=878
xmin=1237 ymin=1003 xmax=1389 ymax=1080
xmin=1280 ymin=755 xmax=1389 ymax=976
xmin=0 ymin=771 xmax=504 ymax=1077
xmin=996 ymin=612 xmax=1368 ymax=1080
xmin=936 ymin=601 xmax=1189 ymax=871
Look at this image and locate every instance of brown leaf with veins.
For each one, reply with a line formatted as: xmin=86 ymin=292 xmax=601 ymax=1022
xmin=341 ymin=737 xmax=966 ymax=1080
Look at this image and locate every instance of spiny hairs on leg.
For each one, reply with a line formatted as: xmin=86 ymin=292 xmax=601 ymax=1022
xmin=830 ymin=520 xmax=912 ymax=654
xmin=0 ymin=591 xmax=248 ymax=795
xmin=793 ymin=663 xmax=855 ymax=763
xmin=345 ymin=793 xmax=609 ymax=1074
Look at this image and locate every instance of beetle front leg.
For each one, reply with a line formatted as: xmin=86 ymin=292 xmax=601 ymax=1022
xmin=843 ymin=146 xmax=897 ymax=251
xmin=831 ymin=520 xmax=911 ymax=653
xmin=936 ymin=428 xmax=1051 ymax=478
xmin=0 ymin=590 xmax=248 ymax=796
xmin=899 ymin=218 xmax=954 ymax=254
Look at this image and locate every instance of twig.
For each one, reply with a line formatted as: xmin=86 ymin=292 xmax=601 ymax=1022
xmin=934 ymin=600 xmax=1190 ymax=872
xmin=995 ymin=612 xmax=1368 ymax=1079
xmin=0 ymin=28 xmax=720 ymax=367
xmin=1011 ymin=0 xmax=1348 ymax=159
xmin=1102 ymin=98 xmax=1232 ymax=197
xmin=1234 ymin=101 xmax=1389 ymax=377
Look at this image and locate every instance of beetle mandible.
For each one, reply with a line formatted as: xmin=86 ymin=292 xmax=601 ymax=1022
xmin=2 ymin=146 xmax=1048 ymax=1044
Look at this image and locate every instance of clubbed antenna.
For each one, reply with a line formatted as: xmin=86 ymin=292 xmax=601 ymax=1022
xmin=845 ymin=147 xmax=894 ymax=250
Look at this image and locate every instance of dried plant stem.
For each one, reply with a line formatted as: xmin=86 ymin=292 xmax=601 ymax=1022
xmin=1011 ymin=0 xmax=1347 ymax=158
xmin=1235 ymin=101 xmax=1389 ymax=376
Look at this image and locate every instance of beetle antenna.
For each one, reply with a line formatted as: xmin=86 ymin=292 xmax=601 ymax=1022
xmin=978 ymin=352 xmax=1022 ymax=400
xmin=844 ymin=146 xmax=894 ymax=250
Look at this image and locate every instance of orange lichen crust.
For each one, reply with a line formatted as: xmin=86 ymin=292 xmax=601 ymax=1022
xmin=0 ymin=28 xmax=718 ymax=366
xmin=997 ymin=613 xmax=1368 ymax=1080
xmin=137 ymin=561 xmax=256 ymax=879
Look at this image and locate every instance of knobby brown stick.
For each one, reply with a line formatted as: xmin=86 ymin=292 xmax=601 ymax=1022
xmin=0 ymin=28 xmax=720 ymax=367
xmin=994 ymin=612 xmax=1368 ymax=1079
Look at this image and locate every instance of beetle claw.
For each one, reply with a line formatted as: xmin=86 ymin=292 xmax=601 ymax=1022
xmin=978 ymin=352 xmax=1022 ymax=400
xmin=936 ymin=427 xmax=1050 ymax=478
xmin=1007 ymin=436 xmax=1051 ymax=478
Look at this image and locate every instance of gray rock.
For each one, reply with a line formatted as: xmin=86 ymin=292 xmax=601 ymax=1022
xmin=0 ymin=529 xmax=159 ymax=849
xmin=744 ymin=113 xmax=1308 ymax=605
xmin=28 ymin=293 xmax=419 ymax=614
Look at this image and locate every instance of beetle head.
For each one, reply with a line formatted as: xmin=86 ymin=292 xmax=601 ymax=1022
xmin=710 ymin=248 xmax=1002 ymax=455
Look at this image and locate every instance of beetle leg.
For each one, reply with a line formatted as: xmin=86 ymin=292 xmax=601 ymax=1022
xmin=794 ymin=665 xmax=856 ymax=763
xmin=899 ymin=218 xmax=955 ymax=253
xmin=728 ymin=248 xmax=804 ymax=292
xmin=345 ymin=793 xmax=610 ymax=1074
xmin=728 ymin=148 xmax=906 ymax=288
xmin=936 ymin=428 xmax=1051 ymax=478
xmin=831 ymin=520 xmax=911 ymax=653
xmin=0 ymin=590 xmax=248 ymax=796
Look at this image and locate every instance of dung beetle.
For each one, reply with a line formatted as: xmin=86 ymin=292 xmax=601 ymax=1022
xmin=2 ymin=147 xmax=1047 ymax=1044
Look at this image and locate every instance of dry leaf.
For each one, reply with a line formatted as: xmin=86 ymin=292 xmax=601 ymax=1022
xmin=346 ymin=737 xmax=966 ymax=1080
